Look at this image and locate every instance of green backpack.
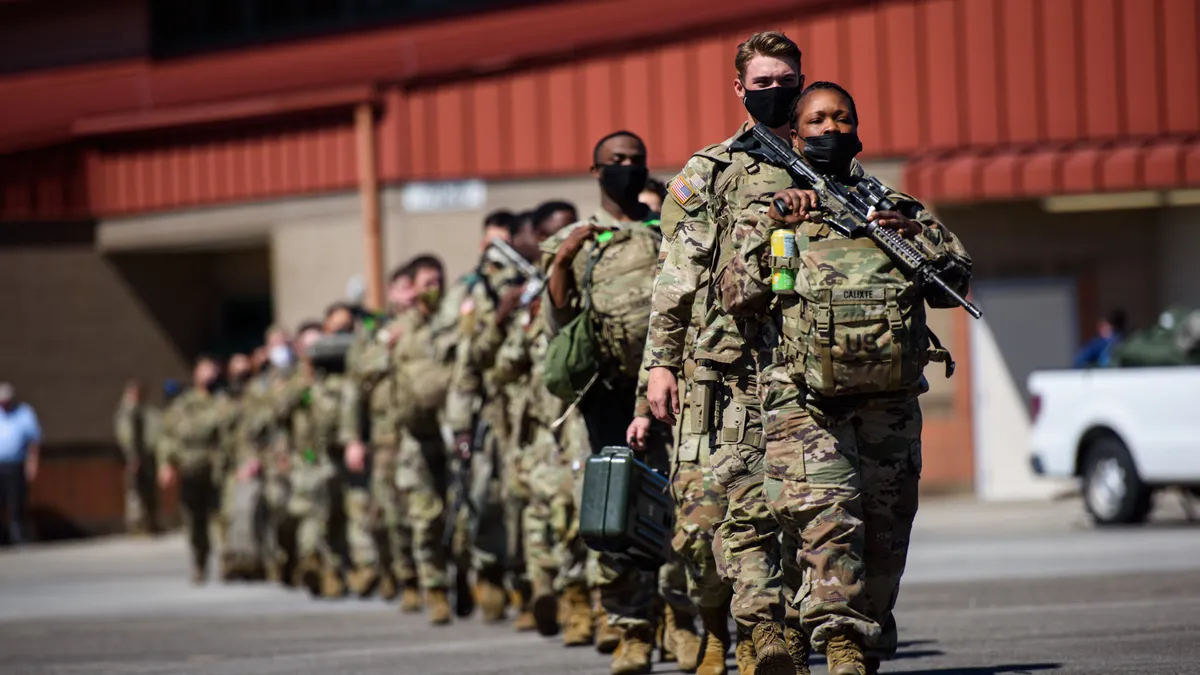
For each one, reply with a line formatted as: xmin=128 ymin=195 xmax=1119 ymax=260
xmin=543 ymin=250 xmax=603 ymax=403
xmin=1110 ymin=307 xmax=1200 ymax=367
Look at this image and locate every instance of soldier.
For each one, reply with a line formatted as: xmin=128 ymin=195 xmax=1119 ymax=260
xmin=718 ymin=82 xmax=974 ymax=675
xmin=645 ymin=30 xmax=808 ymax=675
xmin=158 ymin=355 xmax=233 ymax=584
xmin=114 ymin=380 xmax=161 ymax=536
xmin=339 ymin=267 xmax=419 ymax=602
xmin=390 ymin=254 xmax=457 ymax=625
xmin=219 ymin=352 xmax=272 ymax=581
xmin=277 ymin=321 xmax=348 ymax=599
xmin=444 ymin=213 xmax=530 ymax=623
xmin=541 ymin=130 xmax=670 ymax=675
xmin=489 ymin=202 xmax=577 ymax=635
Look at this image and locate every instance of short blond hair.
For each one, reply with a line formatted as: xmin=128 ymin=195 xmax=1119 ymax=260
xmin=735 ymin=31 xmax=802 ymax=81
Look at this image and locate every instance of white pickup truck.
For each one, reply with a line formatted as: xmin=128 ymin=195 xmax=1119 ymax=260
xmin=1028 ymin=367 xmax=1200 ymax=525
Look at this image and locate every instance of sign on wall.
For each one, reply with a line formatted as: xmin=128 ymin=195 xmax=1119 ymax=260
xmin=401 ymin=180 xmax=487 ymax=213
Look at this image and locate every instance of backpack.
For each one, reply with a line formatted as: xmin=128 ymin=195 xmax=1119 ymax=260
xmin=543 ymin=225 xmax=661 ymax=402
xmin=775 ymin=222 xmax=942 ymax=398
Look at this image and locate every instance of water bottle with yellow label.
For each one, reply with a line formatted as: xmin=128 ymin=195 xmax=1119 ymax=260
xmin=771 ymin=229 xmax=797 ymax=294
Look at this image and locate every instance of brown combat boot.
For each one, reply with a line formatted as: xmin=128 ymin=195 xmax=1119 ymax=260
xmin=511 ymin=586 xmax=537 ymax=632
xmin=734 ymin=637 xmax=756 ymax=675
xmin=399 ymin=581 xmax=423 ymax=613
xmin=320 ymin=566 xmax=346 ymax=599
xmin=611 ymin=624 xmax=654 ymax=675
xmin=696 ymin=605 xmax=731 ymax=675
xmin=560 ymin=584 xmax=593 ymax=646
xmin=665 ymin=605 xmax=703 ymax=671
xmin=298 ymin=556 xmax=323 ymax=597
xmin=825 ymin=634 xmax=867 ymax=675
xmin=378 ymin=572 xmax=400 ymax=602
xmin=785 ymin=625 xmax=811 ymax=675
xmin=427 ymin=588 xmax=452 ymax=626
xmin=595 ymin=605 xmax=622 ymax=654
xmin=477 ymin=578 xmax=507 ymax=623
xmin=346 ymin=566 xmax=379 ymax=598
xmin=752 ymin=623 xmax=793 ymax=675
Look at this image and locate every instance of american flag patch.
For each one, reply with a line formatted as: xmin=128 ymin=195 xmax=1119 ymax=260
xmin=669 ymin=176 xmax=695 ymax=205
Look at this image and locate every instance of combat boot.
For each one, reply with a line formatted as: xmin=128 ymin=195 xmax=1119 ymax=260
xmin=696 ymin=605 xmax=731 ymax=675
xmin=611 ymin=624 xmax=654 ymax=675
xmin=531 ymin=579 xmax=560 ymax=637
xmin=595 ymin=606 xmax=622 ymax=654
xmin=865 ymin=655 xmax=881 ymax=675
xmin=752 ymin=623 xmax=793 ymax=675
xmin=785 ymin=625 xmax=811 ymax=675
xmin=665 ymin=605 xmax=703 ymax=671
xmin=378 ymin=572 xmax=400 ymax=602
xmin=734 ymin=637 xmax=756 ymax=675
xmin=190 ymin=562 xmax=207 ymax=586
xmin=476 ymin=571 xmax=507 ymax=623
xmin=399 ymin=581 xmax=423 ymax=613
xmin=825 ymin=634 xmax=867 ymax=675
xmin=427 ymin=588 xmax=452 ymax=626
xmin=346 ymin=566 xmax=379 ymax=598
xmin=298 ymin=556 xmax=324 ymax=597
xmin=511 ymin=587 xmax=537 ymax=632
xmin=320 ymin=566 xmax=346 ymax=599
xmin=560 ymin=584 xmax=593 ymax=646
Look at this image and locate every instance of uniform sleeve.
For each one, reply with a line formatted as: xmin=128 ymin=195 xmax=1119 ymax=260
xmin=718 ymin=194 xmax=776 ymax=317
xmin=897 ymin=196 xmax=973 ymax=307
xmin=114 ymin=399 xmax=136 ymax=462
xmin=645 ymin=157 xmax=720 ymax=372
xmin=156 ymin=406 xmax=180 ymax=467
xmin=490 ymin=316 xmax=532 ymax=389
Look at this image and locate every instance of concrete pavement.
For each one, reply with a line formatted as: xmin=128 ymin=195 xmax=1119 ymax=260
xmin=2 ymin=495 xmax=1198 ymax=675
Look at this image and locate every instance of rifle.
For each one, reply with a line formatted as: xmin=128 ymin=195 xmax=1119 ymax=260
xmin=441 ymin=407 xmax=489 ymax=549
xmin=731 ymin=125 xmax=982 ymax=320
xmin=484 ymin=238 xmax=545 ymax=306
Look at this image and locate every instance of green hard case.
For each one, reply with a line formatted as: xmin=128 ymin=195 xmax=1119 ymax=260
xmin=579 ymin=446 xmax=673 ymax=570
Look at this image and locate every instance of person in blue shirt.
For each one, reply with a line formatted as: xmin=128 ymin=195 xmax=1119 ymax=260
xmin=0 ymin=382 xmax=42 ymax=545
xmin=1074 ymin=309 xmax=1127 ymax=368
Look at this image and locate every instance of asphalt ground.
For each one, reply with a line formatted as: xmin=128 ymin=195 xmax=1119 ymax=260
xmin=2 ymin=495 xmax=1198 ymax=675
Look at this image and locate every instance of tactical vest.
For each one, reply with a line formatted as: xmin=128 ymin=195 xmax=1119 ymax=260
xmin=774 ymin=220 xmax=934 ymax=398
xmin=584 ymin=226 xmax=663 ymax=381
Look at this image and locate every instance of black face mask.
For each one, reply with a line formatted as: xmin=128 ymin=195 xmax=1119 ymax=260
xmin=599 ymin=164 xmax=649 ymax=205
xmin=743 ymin=85 xmax=802 ymax=129
xmin=801 ymin=132 xmax=863 ymax=175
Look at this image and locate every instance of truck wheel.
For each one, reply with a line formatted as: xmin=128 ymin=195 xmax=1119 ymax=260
xmin=1082 ymin=436 xmax=1152 ymax=526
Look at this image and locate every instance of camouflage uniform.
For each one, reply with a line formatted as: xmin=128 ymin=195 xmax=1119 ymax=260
xmin=540 ymin=211 xmax=672 ymax=634
xmin=114 ymin=394 xmax=161 ymax=534
xmin=718 ymin=166 xmax=973 ymax=658
xmin=277 ymin=366 xmax=348 ymax=586
xmin=392 ymin=306 xmax=455 ymax=593
xmin=444 ymin=262 xmax=524 ymax=597
xmin=158 ymin=387 xmax=233 ymax=578
xmin=219 ymin=378 xmax=277 ymax=577
xmin=649 ymin=126 xmax=795 ymax=637
xmin=339 ymin=313 xmax=415 ymax=593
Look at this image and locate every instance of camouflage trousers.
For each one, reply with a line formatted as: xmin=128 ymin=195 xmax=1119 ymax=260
xmin=762 ymin=370 xmax=923 ymax=653
xmin=178 ymin=464 xmax=221 ymax=571
xmin=463 ymin=406 xmax=509 ymax=579
xmin=669 ymin=445 xmax=732 ymax=610
xmin=125 ymin=455 xmax=159 ymax=534
xmin=344 ymin=444 xmax=417 ymax=585
xmin=263 ymin=463 xmax=294 ymax=575
xmin=285 ymin=460 xmax=339 ymax=567
xmin=396 ymin=431 xmax=450 ymax=590
xmin=553 ymin=410 xmax=592 ymax=592
xmin=707 ymin=364 xmax=783 ymax=632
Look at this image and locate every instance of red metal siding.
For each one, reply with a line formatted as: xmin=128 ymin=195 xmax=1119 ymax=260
xmin=7 ymin=0 xmax=1200 ymax=219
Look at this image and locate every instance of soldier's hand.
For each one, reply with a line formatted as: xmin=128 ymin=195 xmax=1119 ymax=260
xmin=867 ymin=209 xmax=921 ymax=238
xmin=647 ymin=367 xmax=681 ymax=426
xmin=344 ymin=441 xmax=367 ymax=473
xmin=768 ymin=189 xmax=820 ymax=224
xmin=496 ymin=285 xmax=524 ymax=326
xmin=158 ymin=465 xmax=177 ymax=490
xmin=454 ymin=432 xmax=473 ymax=460
xmin=554 ymin=224 xmax=604 ymax=266
xmin=626 ymin=416 xmax=651 ymax=451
